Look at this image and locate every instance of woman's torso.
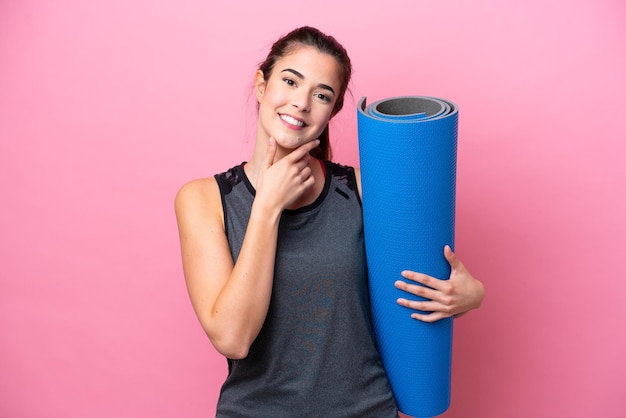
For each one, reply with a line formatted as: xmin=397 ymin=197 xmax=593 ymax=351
xmin=213 ymin=161 xmax=398 ymax=418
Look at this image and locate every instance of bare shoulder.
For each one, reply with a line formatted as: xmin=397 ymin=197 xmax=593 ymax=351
xmin=174 ymin=177 xmax=223 ymax=226
xmin=175 ymin=177 xmax=220 ymax=205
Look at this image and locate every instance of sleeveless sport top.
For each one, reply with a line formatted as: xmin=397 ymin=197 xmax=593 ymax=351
xmin=214 ymin=161 xmax=398 ymax=418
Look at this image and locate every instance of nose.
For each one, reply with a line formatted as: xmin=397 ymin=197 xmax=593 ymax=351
xmin=292 ymin=90 xmax=310 ymax=112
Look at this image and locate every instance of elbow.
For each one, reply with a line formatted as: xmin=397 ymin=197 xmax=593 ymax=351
xmin=205 ymin=329 xmax=252 ymax=360
xmin=214 ymin=341 xmax=250 ymax=360
xmin=197 ymin=312 xmax=260 ymax=359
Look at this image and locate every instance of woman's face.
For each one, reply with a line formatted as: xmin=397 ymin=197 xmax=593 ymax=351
xmin=255 ymin=45 xmax=342 ymax=151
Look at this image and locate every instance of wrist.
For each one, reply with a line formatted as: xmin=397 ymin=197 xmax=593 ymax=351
xmin=250 ymin=199 xmax=282 ymax=225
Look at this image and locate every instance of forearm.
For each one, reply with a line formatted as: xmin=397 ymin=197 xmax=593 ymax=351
xmin=207 ymin=203 xmax=281 ymax=358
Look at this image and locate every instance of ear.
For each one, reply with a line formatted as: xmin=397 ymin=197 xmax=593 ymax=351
xmin=254 ymin=70 xmax=266 ymax=102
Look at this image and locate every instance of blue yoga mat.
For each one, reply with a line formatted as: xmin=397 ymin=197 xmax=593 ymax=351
xmin=357 ymin=96 xmax=458 ymax=418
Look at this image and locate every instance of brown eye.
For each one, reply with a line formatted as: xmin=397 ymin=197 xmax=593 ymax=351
xmin=315 ymin=93 xmax=331 ymax=102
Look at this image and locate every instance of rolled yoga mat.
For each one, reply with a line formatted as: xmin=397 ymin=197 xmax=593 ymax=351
xmin=357 ymin=96 xmax=458 ymax=418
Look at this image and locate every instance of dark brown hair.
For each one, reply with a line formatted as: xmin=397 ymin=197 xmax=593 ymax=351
xmin=258 ymin=26 xmax=352 ymax=160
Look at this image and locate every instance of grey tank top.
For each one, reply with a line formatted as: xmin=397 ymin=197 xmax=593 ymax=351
xmin=214 ymin=161 xmax=399 ymax=418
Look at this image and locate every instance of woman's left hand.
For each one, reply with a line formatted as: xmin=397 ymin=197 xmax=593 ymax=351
xmin=394 ymin=245 xmax=484 ymax=322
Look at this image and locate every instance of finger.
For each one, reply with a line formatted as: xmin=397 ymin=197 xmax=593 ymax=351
xmin=396 ymin=281 xmax=458 ymax=310
xmin=397 ymin=298 xmax=452 ymax=314
xmin=287 ymin=139 xmax=320 ymax=162
xmin=302 ymin=138 xmax=321 ymax=153
xmin=300 ymin=169 xmax=316 ymax=189
xmin=298 ymin=165 xmax=314 ymax=184
xmin=265 ymin=137 xmax=277 ymax=168
xmin=394 ymin=279 xmax=439 ymax=301
xmin=411 ymin=311 xmax=451 ymax=323
xmin=401 ymin=270 xmax=447 ymax=292
xmin=293 ymin=153 xmax=312 ymax=173
xmin=396 ymin=298 xmax=453 ymax=322
xmin=444 ymin=245 xmax=463 ymax=272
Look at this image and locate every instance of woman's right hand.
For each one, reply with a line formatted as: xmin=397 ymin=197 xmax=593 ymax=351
xmin=254 ymin=137 xmax=320 ymax=212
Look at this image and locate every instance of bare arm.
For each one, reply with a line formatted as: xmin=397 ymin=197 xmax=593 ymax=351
xmin=175 ymin=138 xmax=319 ymax=359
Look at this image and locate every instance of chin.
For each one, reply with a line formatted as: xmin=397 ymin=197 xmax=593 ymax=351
xmin=275 ymin=135 xmax=313 ymax=148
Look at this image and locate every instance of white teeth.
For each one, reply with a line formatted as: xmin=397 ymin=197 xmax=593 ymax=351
xmin=280 ymin=114 xmax=305 ymax=127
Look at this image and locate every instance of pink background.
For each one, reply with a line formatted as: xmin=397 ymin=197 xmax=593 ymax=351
xmin=1 ymin=0 xmax=625 ymax=417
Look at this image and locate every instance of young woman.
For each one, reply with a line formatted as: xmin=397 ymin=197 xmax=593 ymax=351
xmin=175 ymin=26 xmax=484 ymax=417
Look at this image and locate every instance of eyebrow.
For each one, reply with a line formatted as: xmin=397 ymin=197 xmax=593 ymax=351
xmin=281 ymin=68 xmax=336 ymax=95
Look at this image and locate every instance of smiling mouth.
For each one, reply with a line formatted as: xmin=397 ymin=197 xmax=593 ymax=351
xmin=279 ymin=114 xmax=306 ymax=127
